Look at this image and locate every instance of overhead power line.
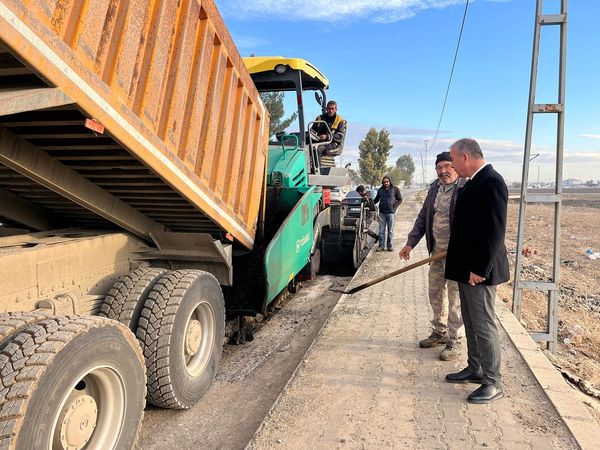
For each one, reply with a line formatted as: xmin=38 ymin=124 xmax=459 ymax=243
xmin=428 ymin=0 xmax=471 ymax=154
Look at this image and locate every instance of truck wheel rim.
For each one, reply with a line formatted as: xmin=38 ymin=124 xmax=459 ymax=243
xmin=51 ymin=365 xmax=126 ymax=450
xmin=183 ymin=301 xmax=215 ymax=377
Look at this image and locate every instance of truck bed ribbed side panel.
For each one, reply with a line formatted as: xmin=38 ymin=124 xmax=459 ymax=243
xmin=0 ymin=0 xmax=268 ymax=249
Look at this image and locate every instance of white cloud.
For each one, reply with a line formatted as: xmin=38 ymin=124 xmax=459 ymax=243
xmin=231 ymin=34 xmax=271 ymax=49
xmin=338 ymin=128 xmax=599 ymax=182
xmin=564 ymin=151 xmax=600 ymax=162
xmin=579 ymin=134 xmax=600 ymax=140
xmin=218 ymin=0 xmax=469 ymax=23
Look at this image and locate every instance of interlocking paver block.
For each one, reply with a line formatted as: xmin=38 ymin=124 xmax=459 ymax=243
xmin=442 ymin=422 xmax=471 ymax=442
xmin=468 ymin=412 xmax=492 ymax=431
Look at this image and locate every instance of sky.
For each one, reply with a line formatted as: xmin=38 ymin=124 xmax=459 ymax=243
xmin=214 ymin=0 xmax=600 ymax=184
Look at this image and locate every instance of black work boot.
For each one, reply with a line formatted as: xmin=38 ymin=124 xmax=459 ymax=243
xmin=445 ymin=368 xmax=483 ymax=384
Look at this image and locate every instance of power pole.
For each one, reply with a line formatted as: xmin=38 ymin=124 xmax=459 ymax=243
xmin=423 ymin=139 xmax=429 ymax=185
xmin=421 ymin=140 xmax=428 ymax=186
xmin=513 ymin=0 xmax=567 ymax=353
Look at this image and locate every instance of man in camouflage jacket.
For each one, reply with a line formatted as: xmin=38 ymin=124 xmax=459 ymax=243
xmin=399 ymin=151 xmax=465 ymax=361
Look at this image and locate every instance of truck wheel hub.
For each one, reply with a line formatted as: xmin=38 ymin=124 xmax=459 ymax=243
xmin=60 ymin=394 xmax=98 ymax=450
xmin=185 ymin=319 xmax=202 ymax=356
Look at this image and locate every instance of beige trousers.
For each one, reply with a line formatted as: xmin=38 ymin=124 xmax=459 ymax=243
xmin=428 ymin=258 xmax=463 ymax=344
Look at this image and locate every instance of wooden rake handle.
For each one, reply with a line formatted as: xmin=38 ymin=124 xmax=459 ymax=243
xmin=342 ymin=251 xmax=447 ymax=295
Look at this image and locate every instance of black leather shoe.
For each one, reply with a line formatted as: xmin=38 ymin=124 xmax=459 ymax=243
xmin=445 ymin=368 xmax=483 ymax=384
xmin=467 ymin=384 xmax=504 ymax=404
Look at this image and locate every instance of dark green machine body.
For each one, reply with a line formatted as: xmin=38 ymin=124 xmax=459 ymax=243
xmin=222 ymin=138 xmax=321 ymax=317
xmin=263 ymin=138 xmax=321 ymax=304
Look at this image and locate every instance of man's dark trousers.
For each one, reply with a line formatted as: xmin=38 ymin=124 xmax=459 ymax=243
xmin=458 ymin=282 xmax=501 ymax=385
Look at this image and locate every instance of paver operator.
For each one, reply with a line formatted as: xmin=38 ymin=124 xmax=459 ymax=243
xmin=399 ymin=151 xmax=465 ymax=361
xmin=443 ymin=138 xmax=509 ymax=405
xmin=374 ymin=176 xmax=403 ymax=252
xmin=311 ymin=100 xmax=345 ymax=156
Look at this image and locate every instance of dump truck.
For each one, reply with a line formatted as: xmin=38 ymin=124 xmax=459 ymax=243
xmin=0 ymin=1 xmax=365 ymax=448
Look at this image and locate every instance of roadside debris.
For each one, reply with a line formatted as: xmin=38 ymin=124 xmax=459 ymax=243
xmin=522 ymin=264 xmax=546 ymax=277
xmin=559 ymin=322 xmax=584 ymax=345
xmin=584 ymin=249 xmax=600 ymax=260
xmin=545 ymin=351 xmax=600 ymax=400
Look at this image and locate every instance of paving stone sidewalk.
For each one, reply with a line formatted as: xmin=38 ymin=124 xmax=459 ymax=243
xmin=249 ymin=195 xmax=593 ymax=450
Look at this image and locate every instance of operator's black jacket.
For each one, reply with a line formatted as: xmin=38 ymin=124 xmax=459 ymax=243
xmin=444 ymin=164 xmax=510 ymax=286
xmin=406 ymin=179 xmax=462 ymax=255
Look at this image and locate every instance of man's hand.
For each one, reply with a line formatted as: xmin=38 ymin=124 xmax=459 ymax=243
xmin=319 ymin=134 xmax=327 ymax=141
xmin=469 ymin=272 xmax=486 ymax=286
xmin=399 ymin=245 xmax=412 ymax=260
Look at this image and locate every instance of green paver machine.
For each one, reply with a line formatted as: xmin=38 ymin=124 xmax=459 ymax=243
xmin=242 ymin=57 xmax=375 ymax=303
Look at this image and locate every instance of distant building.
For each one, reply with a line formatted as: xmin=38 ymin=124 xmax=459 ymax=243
xmin=563 ymin=178 xmax=584 ymax=187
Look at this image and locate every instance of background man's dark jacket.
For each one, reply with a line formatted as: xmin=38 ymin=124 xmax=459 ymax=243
xmin=445 ymin=165 xmax=509 ymax=285
xmin=406 ymin=179 xmax=461 ymax=255
xmin=374 ymin=185 xmax=402 ymax=214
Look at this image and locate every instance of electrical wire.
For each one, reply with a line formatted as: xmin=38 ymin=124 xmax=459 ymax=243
xmin=429 ymin=0 xmax=471 ymax=153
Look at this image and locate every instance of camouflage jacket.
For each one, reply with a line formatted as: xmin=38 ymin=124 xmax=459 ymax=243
xmin=406 ymin=179 xmax=464 ymax=255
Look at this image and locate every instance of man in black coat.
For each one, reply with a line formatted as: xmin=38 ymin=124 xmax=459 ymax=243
xmin=444 ymin=138 xmax=509 ymax=404
xmin=373 ymin=176 xmax=403 ymax=251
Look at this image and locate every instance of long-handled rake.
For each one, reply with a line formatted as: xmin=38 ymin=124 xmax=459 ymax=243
xmin=330 ymin=251 xmax=447 ymax=295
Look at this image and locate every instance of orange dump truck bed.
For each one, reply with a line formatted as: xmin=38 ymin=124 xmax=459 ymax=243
xmin=0 ymin=0 xmax=268 ymax=249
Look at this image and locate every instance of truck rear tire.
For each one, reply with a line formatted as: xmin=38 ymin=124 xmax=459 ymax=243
xmin=0 ymin=310 xmax=52 ymax=349
xmin=99 ymin=267 xmax=167 ymax=331
xmin=136 ymin=270 xmax=225 ymax=409
xmin=0 ymin=316 xmax=146 ymax=450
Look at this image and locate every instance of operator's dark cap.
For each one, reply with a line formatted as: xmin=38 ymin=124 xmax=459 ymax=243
xmin=435 ymin=151 xmax=452 ymax=165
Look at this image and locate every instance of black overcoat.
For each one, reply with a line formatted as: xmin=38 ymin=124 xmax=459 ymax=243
xmin=444 ymin=164 xmax=509 ymax=285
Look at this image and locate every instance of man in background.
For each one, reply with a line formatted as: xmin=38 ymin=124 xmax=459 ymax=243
xmin=356 ymin=185 xmax=376 ymax=215
xmin=374 ymin=176 xmax=402 ymax=252
xmin=356 ymin=185 xmax=379 ymax=242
